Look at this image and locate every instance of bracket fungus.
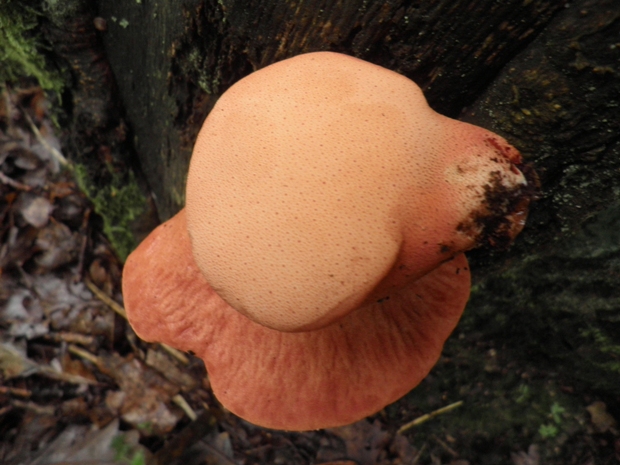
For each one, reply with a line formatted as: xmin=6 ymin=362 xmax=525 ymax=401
xmin=122 ymin=52 xmax=536 ymax=431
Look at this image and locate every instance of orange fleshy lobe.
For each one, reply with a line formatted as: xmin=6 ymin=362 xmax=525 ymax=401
xmin=123 ymin=210 xmax=470 ymax=431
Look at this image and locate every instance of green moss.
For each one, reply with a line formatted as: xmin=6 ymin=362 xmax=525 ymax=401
xmin=185 ymin=48 xmax=221 ymax=94
xmin=465 ymin=205 xmax=620 ymax=396
xmin=73 ymin=163 xmax=146 ymax=262
xmin=111 ymin=434 xmax=146 ymax=465
xmin=41 ymin=0 xmax=83 ymax=24
xmin=0 ymin=0 xmax=64 ymax=94
xmin=577 ymin=326 xmax=620 ymax=386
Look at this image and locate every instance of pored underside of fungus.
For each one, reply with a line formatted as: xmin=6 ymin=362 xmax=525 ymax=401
xmin=122 ymin=52 xmax=536 ymax=431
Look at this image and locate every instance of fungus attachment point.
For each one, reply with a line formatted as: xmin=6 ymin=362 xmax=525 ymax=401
xmin=123 ymin=52 xmax=535 ymax=431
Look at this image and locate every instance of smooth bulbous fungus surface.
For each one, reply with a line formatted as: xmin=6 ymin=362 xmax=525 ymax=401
xmin=185 ymin=51 xmax=532 ymax=332
xmin=123 ymin=51 xmax=535 ymax=431
xmin=123 ymin=210 xmax=471 ymax=431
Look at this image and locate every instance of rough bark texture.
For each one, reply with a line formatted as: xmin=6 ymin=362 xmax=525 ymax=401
xmin=36 ymin=0 xmax=159 ymax=258
xmin=462 ymin=0 xmax=620 ymax=394
xmin=92 ymin=0 xmax=619 ymax=397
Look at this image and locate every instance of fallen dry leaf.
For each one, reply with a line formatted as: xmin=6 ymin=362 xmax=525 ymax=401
xmin=145 ymin=348 xmax=198 ymax=391
xmin=0 ymin=340 xmax=39 ymax=378
xmin=0 ymin=225 xmax=38 ymax=269
xmin=510 ymin=444 xmax=540 ymax=465
xmin=389 ymin=434 xmax=419 ymax=465
xmin=586 ymin=401 xmax=617 ymax=433
xmin=330 ymin=419 xmax=390 ymax=464
xmin=59 ymin=351 xmax=98 ymax=383
xmin=11 ymin=147 xmax=42 ymax=170
xmin=2 ymin=286 xmax=44 ymax=322
xmin=18 ymin=194 xmax=54 ymax=228
xmin=34 ymin=221 xmax=80 ymax=270
xmin=0 ymin=340 xmax=98 ymax=385
xmin=28 ymin=418 xmax=151 ymax=465
xmin=92 ymin=352 xmax=183 ymax=435
xmin=205 ymin=431 xmax=235 ymax=465
xmin=1 ymin=410 xmax=58 ymax=464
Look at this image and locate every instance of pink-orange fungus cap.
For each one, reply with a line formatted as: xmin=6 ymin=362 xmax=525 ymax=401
xmin=123 ymin=52 xmax=534 ymax=431
xmin=185 ymin=52 xmax=529 ymax=332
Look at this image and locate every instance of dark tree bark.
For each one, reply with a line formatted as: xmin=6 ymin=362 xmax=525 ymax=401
xmin=463 ymin=0 xmax=620 ymax=394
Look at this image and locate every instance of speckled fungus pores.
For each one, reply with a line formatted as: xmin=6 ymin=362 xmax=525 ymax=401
xmin=122 ymin=52 xmax=535 ymax=431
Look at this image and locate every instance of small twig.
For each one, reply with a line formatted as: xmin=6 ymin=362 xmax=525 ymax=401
xmin=411 ymin=443 xmax=427 ymax=465
xmin=0 ymin=171 xmax=32 ymax=191
xmin=0 ymin=385 xmax=32 ymax=398
xmin=161 ymin=344 xmax=190 ymax=365
xmin=37 ymin=364 xmax=99 ymax=385
xmin=0 ymin=405 xmax=13 ymax=416
xmin=431 ymin=434 xmax=458 ymax=457
xmin=68 ymin=344 xmax=102 ymax=367
xmin=172 ymin=394 xmax=198 ymax=421
xmin=397 ymin=401 xmax=464 ymax=434
xmin=45 ymin=331 xmax=96 ymax=347
xmin=70 ymin=345 xmax=198 ymax=423
xmin=84 ymin=277 xmax=126 ymax=318
xmin=200 ymin=441 xmax=238 ymax=465
xmin=21 ymin=107 xmax=69 ymax=166
xmin=12 ymin=399 xmax=56 ymax=416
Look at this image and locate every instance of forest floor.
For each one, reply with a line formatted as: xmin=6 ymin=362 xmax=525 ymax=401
xmin=1 ymin=85 xmax=619 ymax=465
